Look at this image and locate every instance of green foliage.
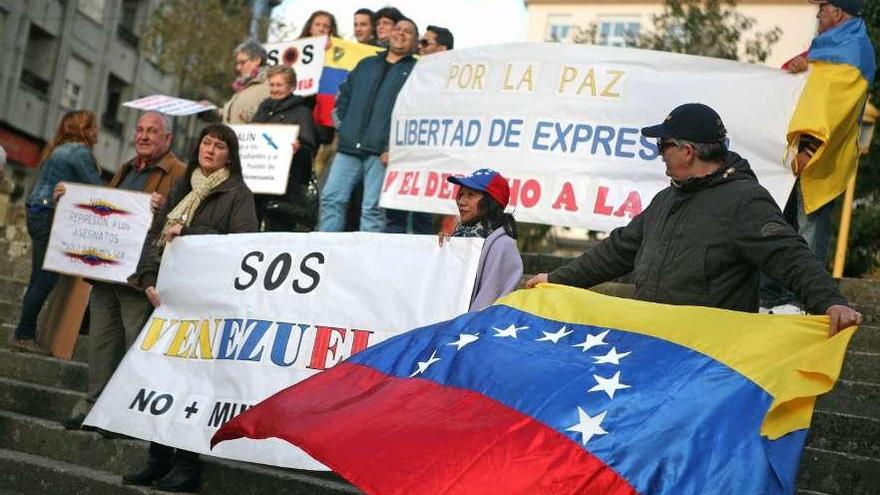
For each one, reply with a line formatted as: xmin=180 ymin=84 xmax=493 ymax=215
xmin=639 ymin=0 xmax=782 ymax=63
xmin=846 ymin=2 xmax=880 ymax=277
xmin=142 ymin=0 xmax=251 ymax=101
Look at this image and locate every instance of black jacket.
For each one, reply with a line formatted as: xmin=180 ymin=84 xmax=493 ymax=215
xmin=549 ymin=152 xmax=847 ymax=314
xmin=253 ymin=94 xmax=317 ymax=158
xmin=130 ymin=173 xmax=258 ymax=290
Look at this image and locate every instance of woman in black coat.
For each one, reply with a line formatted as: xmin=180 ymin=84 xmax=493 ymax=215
xmin=253 ymin=64 xmax=317 ymax=231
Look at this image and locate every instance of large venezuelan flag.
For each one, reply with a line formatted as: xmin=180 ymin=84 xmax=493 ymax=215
xmin=212 ymin=285 xmax=854 ymax=494
xmin=315 ymin=37 xmax=382 ymax=127
xmin=788 ymin=17 xmax=876 ymax=214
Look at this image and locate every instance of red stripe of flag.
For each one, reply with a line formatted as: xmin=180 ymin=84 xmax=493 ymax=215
xmin=213 ymin=362 xmax=638 ymax=495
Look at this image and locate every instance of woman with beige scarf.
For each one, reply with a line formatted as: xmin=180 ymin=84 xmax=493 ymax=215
xmin=125 ymin=123 xmax=257 ymax=492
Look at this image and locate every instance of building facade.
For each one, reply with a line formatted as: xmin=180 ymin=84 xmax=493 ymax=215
xmin=0 ymin=0 xmax=176 ymax=182
xmin=526 ymin=0 xmax=819 ymax=68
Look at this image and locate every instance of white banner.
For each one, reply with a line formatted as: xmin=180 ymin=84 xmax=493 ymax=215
xmin=44 ymin=184 xmax=152 ymax=283
xmin=382 ymin=43 xmax=806 ymax=232
xmin=234 ymin=124 xmax=299 ymax=195
xmin=122 ymin=95 xmax=216 ymax=116
xmin=84 ymin=232 xmax=483 ymax=469
xmin=264 ymin=35 xmax=327 ymax=97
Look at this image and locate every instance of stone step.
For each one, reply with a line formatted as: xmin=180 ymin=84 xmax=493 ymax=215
xmin=842 ymin=351 xmax=879 ymax=384
xmin=851 ymin=324 xmax=879 ymax=354
xmin=814 ymin=379 xmax=880 ymax=419
xmin=0 ymin=376 xmax=83 ymax=422
xmin=0 ymin=277 xmax=26 ymax=303
xmin=0 ymin=447 xmax=162 ymax=495
xmin=0 ymin=300 xmax=21 ymax=326
xmin=0 ymin=323 xmax=89 ymax=363
xmin=0 ymin=348 xmax=87 ymax=392
xmin=0 ymin=240 xmax=31 ymax=283
xmin=796 ymin=446 xmax=880 ymax=495
xmin=807 ymin=410 xmax=879 ymax=459
xmin=0 ymin=410 xmax=359 ymax=494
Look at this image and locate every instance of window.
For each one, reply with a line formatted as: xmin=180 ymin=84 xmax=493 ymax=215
xmin=20 ymin=24 xmax=58 ymax=99
xmin=545 ymin=15 xmax=573 ymax=43
xmin=78 ymin=0 xmax=106 ymax=24
xmin=102 ymin=74 xmax=128 ymax=135
xmin=117 ymin=0 xmax=141 ymax=46
xmin=62 ymin=57 xmax=90 ymax=110
xmin=597 ymin=18 xmax=641 ymax=47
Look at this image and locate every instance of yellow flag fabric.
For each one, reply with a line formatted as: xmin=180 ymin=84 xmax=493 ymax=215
xmin=788 ymin=62 xmax=868 ymax=214
xmin=325 ymin=37 xmax=382 ymax=71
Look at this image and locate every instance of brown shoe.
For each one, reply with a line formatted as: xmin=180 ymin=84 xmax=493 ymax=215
xmin=8 ymin=337 xmax=51 ymax=356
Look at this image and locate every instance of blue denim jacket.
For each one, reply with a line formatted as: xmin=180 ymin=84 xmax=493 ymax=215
xmin=26 ymin=143 xmax=103 ymax=208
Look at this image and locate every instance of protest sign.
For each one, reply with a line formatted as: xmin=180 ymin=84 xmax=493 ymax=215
xmin=122 ymin=95 xmax=216 ymax=116
xmin=264 ymin=35 xmax=328 ymax=97
xmin=84 ymin=232 xmax=483 ymax=469
xmin=44 ymin=184 xmax=152 ymax=284
xmin=234 ymin=124 xmax=299 ymax=195
xmin=382 ymin=43 xmax=806 ymax=232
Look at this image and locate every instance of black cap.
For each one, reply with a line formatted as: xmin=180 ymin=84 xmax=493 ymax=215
xmin=809 ymin=0 xmax=863 ymax=17
xmin=641 ymin=103 xmax=727 ymax=143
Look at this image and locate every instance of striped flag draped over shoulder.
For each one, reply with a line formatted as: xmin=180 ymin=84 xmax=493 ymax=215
xmin=212 ymin=285 xmax=854 ymax=494
xmin=315 ymin=37 xmax=382 ymax=127
xmin=788 ymin=17 xmax=876 ymax=214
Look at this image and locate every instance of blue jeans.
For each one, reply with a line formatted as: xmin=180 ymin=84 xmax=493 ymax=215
xmin=319 ymin=152 xmax=386 ymax=232
xmin=16 ymin=209 xmax=58 ymax=340
xmin=385 ymin=210 xmax=435 ymax=235
xmin=760 ymin=181 xmax=834 ymax=308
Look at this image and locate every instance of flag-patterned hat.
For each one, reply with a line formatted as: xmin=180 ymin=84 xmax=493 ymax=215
xmin=447 ymin=168 xmax=510 ymax=209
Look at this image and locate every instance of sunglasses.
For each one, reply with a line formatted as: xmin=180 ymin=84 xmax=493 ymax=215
xmin=419 ymin=39 xmax=433 ymax=47
xmin=657 ymin=139 xmax=681 ymax=152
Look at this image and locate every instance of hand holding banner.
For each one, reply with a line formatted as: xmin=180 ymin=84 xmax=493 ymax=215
xmin=43 ymin=184 xmax=152 ymax=284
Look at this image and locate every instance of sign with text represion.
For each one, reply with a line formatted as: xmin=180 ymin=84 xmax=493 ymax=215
xmin=44 ymin=184 xmax=152 ymax=283
xmin=84 ymin=232 xmax=483 ymax=469
xmin=382 ymin=43 xmax=806 ymax=232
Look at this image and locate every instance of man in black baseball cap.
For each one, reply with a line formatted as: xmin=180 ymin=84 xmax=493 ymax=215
xmin=528 ymin=103 xmax=863 ymax=336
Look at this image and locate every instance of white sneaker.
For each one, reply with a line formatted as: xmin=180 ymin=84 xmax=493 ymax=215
xmin=766 ymin=304 xmax=806 ymax=315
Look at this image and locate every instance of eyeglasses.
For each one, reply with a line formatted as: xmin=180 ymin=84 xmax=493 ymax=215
xmin=419 ymin=39 xmax=434 ymax=47
xmin=657 ymin=139 xmax=682 ymax=153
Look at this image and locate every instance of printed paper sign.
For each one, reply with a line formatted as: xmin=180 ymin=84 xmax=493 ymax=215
xmin=44 ymin=184 xmax=152 ymax=283
xmin=84 ymin=232 xmax=483 ymax=469
xmin=234 ymin=124 xmax=299 ymax=195
xmin=382 ymin=43 xmax=806 ymax=232
xmin=264 ymin=35 xmax=328 ymax=97
xmin=123 ymin=95 xmax=216 ymax=116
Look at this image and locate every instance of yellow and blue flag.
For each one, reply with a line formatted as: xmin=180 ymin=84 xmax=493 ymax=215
xmin=788 ymin=18 xmax=876 ymax=213
xmin=315 ymin=37 xmax=381 ymax=127
xmin=214 ymin=285 xmax=853 ymax=494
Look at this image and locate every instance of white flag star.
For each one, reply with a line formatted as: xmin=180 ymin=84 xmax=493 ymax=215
xmin=566 ymin=407 xmax=608 ymax=445
xmin=409 ymin=349 xmax=442 ymax=377
xmin=536 ymin=325 xmax=573 ymax=344
xmin=492 ymin=324 xmax=528 ymax=339
xmin=588 ymin=371 xmax=630 ymax=399
xmin=448 ymin=333 xmax=479 ymax=350
xmin=572 ymin=330 xmax=609 ymax=352
xmin=592 ymin=347 xmax=631 ymax=365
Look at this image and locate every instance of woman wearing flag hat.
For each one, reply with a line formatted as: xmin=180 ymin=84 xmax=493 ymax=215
xmin=443 ymin=169 xmax=523 ymax=311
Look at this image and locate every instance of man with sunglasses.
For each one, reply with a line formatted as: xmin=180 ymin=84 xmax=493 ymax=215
xmin=527 ymin=103 xmax=862 ymax=337
xmin=419 ymin=25 xmax=454 ymax=56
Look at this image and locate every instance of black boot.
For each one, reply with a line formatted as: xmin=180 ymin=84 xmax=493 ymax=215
xmin=152 ymin=450 xmax=200 ymax=493
xmin=123 ymin=442 xmax=172 ymax=486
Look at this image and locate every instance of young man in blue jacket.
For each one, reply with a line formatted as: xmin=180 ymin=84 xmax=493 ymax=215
xmin=319 ymin=18 xmax=418 ymax=232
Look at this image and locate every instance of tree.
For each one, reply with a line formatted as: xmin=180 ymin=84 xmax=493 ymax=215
xmin=639 ymin=0 xmax=782 ymax=63
xmin=141 ymin=0 xmax=252 ymax=102
xmin=844 ymin=4 xmax=880 ymax=277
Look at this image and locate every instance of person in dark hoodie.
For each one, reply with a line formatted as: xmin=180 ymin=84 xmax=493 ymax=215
xmin=526 ymin=103 xmax=862 ymax=337
xmin=253 ymin=64 xmax=317 ymax=230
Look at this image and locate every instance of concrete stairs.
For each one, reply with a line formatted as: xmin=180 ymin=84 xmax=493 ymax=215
xmin=0 ymin=238 xmax=359 ymax=494
xmin=0 ymin=240 xmax=877 ymax=494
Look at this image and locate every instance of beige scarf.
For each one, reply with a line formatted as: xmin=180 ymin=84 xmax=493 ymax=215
xmin=160 ymin=167 xmax=230 ymax=242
